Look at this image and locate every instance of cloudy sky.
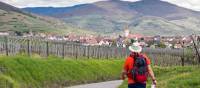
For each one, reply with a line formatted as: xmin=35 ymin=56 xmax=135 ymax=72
xmin=1 ymin=0 xmax=200 ymax=11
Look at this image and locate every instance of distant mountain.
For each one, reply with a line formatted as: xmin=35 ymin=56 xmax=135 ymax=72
xmin=23 ymin=0 xmax=200 ymax=35
xmin=129 ymin=0 xmax=200 ymax=19
xmin=0 ymin=1 xmax=94 ymax=35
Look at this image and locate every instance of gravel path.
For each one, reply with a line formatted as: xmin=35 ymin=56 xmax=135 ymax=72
xmin=66 ymin=80 xmax=123 ymax=88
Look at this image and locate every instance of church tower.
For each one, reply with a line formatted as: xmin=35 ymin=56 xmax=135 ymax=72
xmin=124 ymin=25 xmax=130 ymax=38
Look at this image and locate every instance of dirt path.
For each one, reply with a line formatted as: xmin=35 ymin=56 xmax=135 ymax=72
xmin=66 ymin=80 xmax=123 ymax=88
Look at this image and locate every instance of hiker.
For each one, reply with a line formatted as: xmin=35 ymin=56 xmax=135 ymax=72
xmin=121 ymin=42 xmax=157 ymax=88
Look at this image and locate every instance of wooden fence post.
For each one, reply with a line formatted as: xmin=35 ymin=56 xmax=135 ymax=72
xmin=106 ymin=46 xmax=109 ymax=59
xmin=82 ymin=45 xmax=85 ymax=57
xmin=181 ymin=47 xmax=185 ymax=66
xmin=75 ymin=44 xmax=78 ymax=59
xmin=181 ymin=57 xmax=184 ymax=66
xmin=62 ymin=43 xmax=65 ymax=59
xmin=97 ymin=46 xmax=100 ymax=59
xmin=182 ymin=44 xmax=185 ymax=66
xmin=27 ymin=39 xmax=31 ymax=57
xmin=4 ymin=36 xmax=8 ymax=56
xmin=56 ymin=43 xmax=58 ymax=57
xmin=87 ymin=46 xmax=90 ymax=59
xmin=83 ymin=46 xmax=86 ymax=57
xmin=114 ymin=47 xmax=117 ymax=59
xmin=39 ymin=45 xmax=41 ymax=55
xmin=92 ymin=46 xmax=95 ymax=58
xmin=46 ymin=41 xmax=49 ymax=57
xmin=71 ymin=44 xmax=74 ymax=57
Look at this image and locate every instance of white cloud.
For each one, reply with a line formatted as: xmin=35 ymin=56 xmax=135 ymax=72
xmin=121 ymin=0 xmax=140 ymax=2
xmin=161 ymin=0 xmax=200 ymax=11
xmin=0 ymin=0 xmax=107 ymax=8
xmin=0 ymin=0 xmax=200 ymax=11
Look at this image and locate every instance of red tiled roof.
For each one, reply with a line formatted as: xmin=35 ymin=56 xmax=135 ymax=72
xmin=127 ymin=34 xmax=143 ymax=38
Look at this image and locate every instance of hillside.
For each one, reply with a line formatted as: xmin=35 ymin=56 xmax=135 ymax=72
xmin=23 ymin=0 xmax=200 ymax=36
xmin=0 ymin=1 xmax=94 ymax=35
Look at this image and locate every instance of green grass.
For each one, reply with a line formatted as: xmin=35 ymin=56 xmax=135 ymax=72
xmin=0 ymin=56 xmax=124 ymax=88
xmin=119 ymin=66 xmax=200 ymax=88
xmin=1 ymin=55 xmax=199 ymax=88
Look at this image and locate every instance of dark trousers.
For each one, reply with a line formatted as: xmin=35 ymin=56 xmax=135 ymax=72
xmin=128 ymin=83 xmax=146 ymax=88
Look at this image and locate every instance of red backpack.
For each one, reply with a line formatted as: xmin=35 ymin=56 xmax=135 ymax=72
xmin=131 ymin=54 xmax=148 ymax=83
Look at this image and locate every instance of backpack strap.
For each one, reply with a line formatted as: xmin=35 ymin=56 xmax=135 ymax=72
xmin=139 ymin=54 xmax=147 ymax=64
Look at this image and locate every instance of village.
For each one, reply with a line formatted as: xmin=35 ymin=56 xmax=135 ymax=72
xmin=0 ymin=28 xmax=198 ymax=49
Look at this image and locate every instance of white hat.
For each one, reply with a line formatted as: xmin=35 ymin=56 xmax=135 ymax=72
xmin=129 ymin=42 xmax=142 ymax=53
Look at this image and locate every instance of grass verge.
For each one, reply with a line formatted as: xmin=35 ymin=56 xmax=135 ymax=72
xmin=0 ymin=56 xmax=124 ymax=88
xmin=119 ymin=66 xmax=200 ymax=88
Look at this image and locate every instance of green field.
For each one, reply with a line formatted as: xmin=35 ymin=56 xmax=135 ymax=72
xmin=0 ymin=55 xmax=200 ymax=88
xmin=119 ymin=66 xmax=200 ymax=88
xmin=0 ymin=56 xmax=123 ymax=88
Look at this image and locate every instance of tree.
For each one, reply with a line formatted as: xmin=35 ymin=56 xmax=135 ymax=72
xmin=15 ymin=31 xmax=23 ymax=36
xmin=156 ymin=42 xmax=166 ymax=48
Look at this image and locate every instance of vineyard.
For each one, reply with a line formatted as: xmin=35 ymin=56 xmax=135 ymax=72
xmin=0 ymin=36 xmax=198 ymax=66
